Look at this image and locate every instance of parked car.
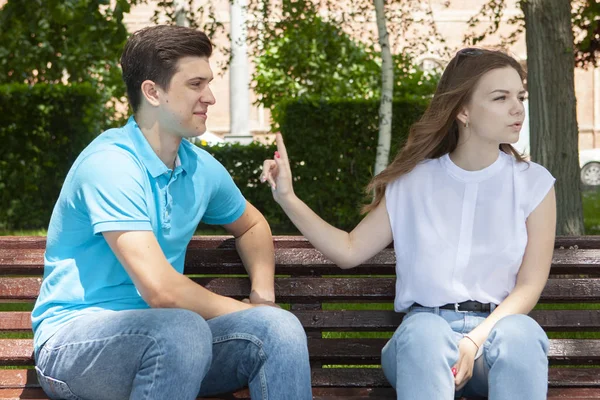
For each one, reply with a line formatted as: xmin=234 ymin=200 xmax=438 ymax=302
xmin=580 ymin=148 xmax=600 ymax=186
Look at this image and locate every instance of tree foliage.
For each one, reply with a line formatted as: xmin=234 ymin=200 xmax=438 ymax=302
xmin=461 ymin=0 xmax=600 ymax=68
xmin=0 ymin=0 xmax=145 ymax=123
xmin=0 ymin=83 xmax=105 ymax=229
xmin=252 ymin=11 xmax=439 ymax=112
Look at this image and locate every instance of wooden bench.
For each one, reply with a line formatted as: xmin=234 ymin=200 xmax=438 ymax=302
xmin=1 ymin=235 xmax=600 ymax=400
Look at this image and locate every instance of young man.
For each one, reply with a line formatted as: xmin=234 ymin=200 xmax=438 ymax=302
xmin=31 ymin=25 xmax=312 ymax=400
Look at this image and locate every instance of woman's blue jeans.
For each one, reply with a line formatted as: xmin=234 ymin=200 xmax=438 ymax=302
xmin=381 ymin=306 xmax=549 ymax=400
xmin=35 ymin=306 xmax=312 ymax=400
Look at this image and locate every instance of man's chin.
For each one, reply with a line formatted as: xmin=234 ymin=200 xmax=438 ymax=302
xmin=183 ymin=129 xmax=207 ymax=139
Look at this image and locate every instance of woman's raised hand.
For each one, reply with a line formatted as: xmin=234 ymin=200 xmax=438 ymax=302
xmin=260 ymin=133 xmax=295 ymax=204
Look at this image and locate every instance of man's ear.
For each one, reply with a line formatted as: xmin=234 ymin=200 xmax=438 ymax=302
xmin=141 ymin=80 xmax=160 ymax=107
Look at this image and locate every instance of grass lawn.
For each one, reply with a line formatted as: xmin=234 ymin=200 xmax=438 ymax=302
xmin=583 ymin=189 xmax=600 ymax=234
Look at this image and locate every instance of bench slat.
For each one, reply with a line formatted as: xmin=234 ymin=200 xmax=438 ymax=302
xmin=3 ymin=248 xmax=600 ymax=276
xmin=3 ymin=277 xmax=599 ymax=302
xmin=2 ymin=367 xmax=599 ymax=389
xmin=0 ymin=340 xmax=32 ymax=365
xmin=2 ymin=235 xmax=600 ymax=249
xmin=4 ymin=310 xmax=600 ymax=333
xmin=3 ymin=338 xmax=600 ymax=366
xmin=2 ymin=386 xmax=600 ymax=400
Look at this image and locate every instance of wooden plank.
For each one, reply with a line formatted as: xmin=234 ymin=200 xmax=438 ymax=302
xmin=5 ymin=310 xmax=600 ymax=333
xmin=0 ymin=237 xmax=46 ymax=250
xmin=547 ymin=388 xmax=600 ymax=399
xmin=3 ymin=367 xmax=599 ymax=389
xmin=1 ymin=235 xmax=599 ymax=250
xmin=0 ymin=388 xmax=49 ymax=400
xmin=311 ymin=368 xmax=600 ymax=388
xmin=529 ymin=310 xmax=600 ymax=331
xmin=0 ymin=313 xmax=31 ymax=332
xmin=541 ymin=279 xmax=600 ymax=303
xmin=555 ymin=236 xmax=600 ymax=250
xmin=4 ymin=277 xmax=600 ymax=303
xmin=184 ymin=248 xmax=600 ymax=276
xmin=0 ymin=370 xmax=38 ymax=389
xmin=3 ymin=246 xmax=600 ymax=276
xmin=548 ymin=368 xmax=600 ymax=387
xmin=2 ymin=387 xmax=600 ymax=400
xmin=548 ymin=339 xmax=600 ymax=364
xmin=550 ymin=249 xmax=600 ymax=275
xmin=0 ymin=340 xmax=33 ymax=366
xmin=297 ymin=309 xmax=600 ymax=333
xmin=3 ymin=339 xmax=600 ymax=367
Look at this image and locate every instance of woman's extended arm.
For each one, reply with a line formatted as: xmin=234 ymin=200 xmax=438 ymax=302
xmin=261 ymin=133 xmax=393 ymax=268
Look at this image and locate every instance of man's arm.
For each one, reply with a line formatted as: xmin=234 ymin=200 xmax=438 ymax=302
xmin=223 ymin=201 xmax=276 ymax=304
xmin=104 ymin=230 xmax=254 ymax=319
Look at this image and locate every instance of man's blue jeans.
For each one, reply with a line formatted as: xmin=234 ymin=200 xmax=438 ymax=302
xmin=381 ymin=306 xmax=549 ymax=400
xmin=35 ymin=306 xmax=312 ymax=400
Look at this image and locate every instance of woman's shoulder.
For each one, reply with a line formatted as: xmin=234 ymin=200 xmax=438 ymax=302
xmin=510 ymin=156 xmax=556 ymax=216
xmin=512 ymin=156 xmax=554 ymax=181
xmin=386 ymin=157 xmax=439 ymax=192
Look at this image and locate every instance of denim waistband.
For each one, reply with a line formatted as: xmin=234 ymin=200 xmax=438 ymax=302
xmin=408 ymin=303 xmax=496 ymax=316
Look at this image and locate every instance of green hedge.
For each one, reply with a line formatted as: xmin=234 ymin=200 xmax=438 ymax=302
xmin=203 ymin=98 xmax=428 ymax=232
xmin=0 ymin=83 xmax=104 ymax=229
xmin=0 ymin=92 xmax=427 ymax=232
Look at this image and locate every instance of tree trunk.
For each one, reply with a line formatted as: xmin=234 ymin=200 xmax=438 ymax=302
xmin=173 ymin=0 xmax=187 ymax=26
xmin=228 ymin=0 xmax=252 ymax=144
xmin=374 ymin=0 xmax=394 ymax=175
xmin=523 ymin=0 xmax=584 ymax=235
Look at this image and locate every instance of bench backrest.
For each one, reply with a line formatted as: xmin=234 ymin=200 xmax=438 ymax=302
xmin=1 ymin=236 xmax=600 ymax=399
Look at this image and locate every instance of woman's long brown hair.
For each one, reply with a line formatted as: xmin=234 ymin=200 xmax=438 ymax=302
xmin=363 ymin=48 xmax=527 ymax=213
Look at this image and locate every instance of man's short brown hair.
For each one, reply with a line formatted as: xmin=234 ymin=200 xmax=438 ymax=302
xmin=120 ymin=25 xmax=212 ymax=112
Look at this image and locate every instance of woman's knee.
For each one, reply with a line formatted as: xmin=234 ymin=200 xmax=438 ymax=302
xmin=485 ymin=314 xmax=549 ymax=365
xmin=381 ymin=313 xmax=457 ymax=388
xmin=393 ymin=312 xmax=455 ymax=348
xmin=490 ymin=314 xmax=548 ymax=348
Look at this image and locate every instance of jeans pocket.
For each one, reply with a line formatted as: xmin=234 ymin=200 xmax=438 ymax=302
xmin=35 ymin=366 xmax=81 ymax=400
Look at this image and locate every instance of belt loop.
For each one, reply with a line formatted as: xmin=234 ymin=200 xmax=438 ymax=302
xmin=434 ymin=306 xmax=440 ymax=315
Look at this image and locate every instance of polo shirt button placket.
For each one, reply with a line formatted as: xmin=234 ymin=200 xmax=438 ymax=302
xmin=162 ymin=179 xmax=174 ymax=230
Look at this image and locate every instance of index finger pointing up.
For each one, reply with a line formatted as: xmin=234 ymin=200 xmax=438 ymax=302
xmin=275 ymin=133 xmax=289 ymax=161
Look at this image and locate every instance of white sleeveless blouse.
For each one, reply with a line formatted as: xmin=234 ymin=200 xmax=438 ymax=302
xmin=385 ymin=151 xmax=555 ymax=312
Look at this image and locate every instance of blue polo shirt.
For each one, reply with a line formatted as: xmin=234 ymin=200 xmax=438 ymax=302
xmin=31 ymin=116 xmax=246 ymax=352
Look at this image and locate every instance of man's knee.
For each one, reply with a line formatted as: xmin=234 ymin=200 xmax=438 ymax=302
xmin=149 ymin=309 xmax=213 ymax=372
xmin=250 ymin=307 xmax=307 ymax=350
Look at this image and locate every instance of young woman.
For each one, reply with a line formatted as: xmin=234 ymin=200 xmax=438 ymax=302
xmin=260 ymin=48 xmax=556 ymax=399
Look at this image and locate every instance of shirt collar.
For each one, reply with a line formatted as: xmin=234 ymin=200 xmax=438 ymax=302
xmin=440 ymin=150 xmax=508 ymax=183
xmin=126 ymin=116 xmax=188 ymax=178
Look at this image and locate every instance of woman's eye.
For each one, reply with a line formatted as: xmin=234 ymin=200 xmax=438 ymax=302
xmin=494 ymin=96 xmax=506 ymax=101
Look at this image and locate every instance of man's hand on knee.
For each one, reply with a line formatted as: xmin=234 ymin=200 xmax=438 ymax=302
xmin=242 ymin=290 xmax=281 ymax=308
